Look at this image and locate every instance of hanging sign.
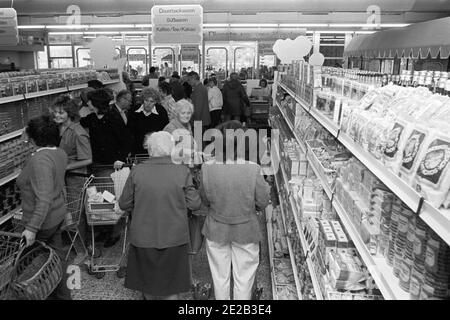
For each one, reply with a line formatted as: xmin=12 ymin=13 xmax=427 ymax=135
xmin=181 ymin=45 xmax=199 ymax=63
xmin=0 ymin=8 xmax=18 ymax=46
xmin=258 ymin=41 xmax=275 ymax=56
xmin=151 ymin=5 xmax=203 ymax=45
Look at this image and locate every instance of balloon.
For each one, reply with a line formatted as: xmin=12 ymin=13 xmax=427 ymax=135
xmin=309 ymin=52 xmax=325 ymax=66
xmin=293 ymin=36 xmax=313 ymax=57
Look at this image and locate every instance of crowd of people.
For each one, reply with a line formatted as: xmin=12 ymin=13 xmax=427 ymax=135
xmin=16 ymin=69 xmax=273 ymax=301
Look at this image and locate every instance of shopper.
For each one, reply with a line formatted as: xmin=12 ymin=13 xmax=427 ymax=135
xmin=142 ymin=66 xmax=158 ymax=87
xmin=207 ymin=77 xmax=223 ymax=128
xmin=128 ymin=87 xmax=169 ymax=155
xmin=17 ymin=115 xmax=71 ymax=300
xmin=181 ymin=75 xmax=193 ymax=100
xmin=119 ymin=131 xmax=201 ymax=300
xmin=79 ymin=88 xmax=133 ymax=248
xmin=159 ymin=81 xmax=177 ymax=120
xmin=110 ymin=90 xmax=133 ymax=127
xmin=187 ymin=71 xmax=211 ymax=131
xmin=78 ymin=87 xmax=95 ymax=119
xmin=259 ymin=78 xmax=272 ymax=98
xmin=199 ymin=121 xmax=270 ymax=300
xmin=163 ymin=99 xmax=193 ymax=134
xmin=222 ymin=72 xmax=250 ymax=122
xmin=50 ymin=95 xmax=92 ymax=190
xmin=170 ymin=72 xmax=185 ymax=102
xmin=80 ymin=88 xmax=133 ymax=174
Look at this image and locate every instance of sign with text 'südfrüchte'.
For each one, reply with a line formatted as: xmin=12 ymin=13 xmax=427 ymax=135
xmin=0 ymin=8 xmax=18 ymax=46
xmin=151 ymin=5 xmax=203 ymax=45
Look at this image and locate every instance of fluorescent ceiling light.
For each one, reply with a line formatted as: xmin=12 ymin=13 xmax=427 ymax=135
xmin=230 ymin=23 xmax=278 ymax=28
xmin=48 ymin=31 xmax=83 ymax=35
xmin=84 ymin=31 xmax=120 ymax=35
xmin=381 ymin=23 xmax=409 ymax=28
xmin=329 ymin=23 xmax=409 ymax=28
xmin=204 ymin=23 xmax=229 ymax=28
xmin=121 ymin=31 xmax=152 ymax=34
xmin=134 ymin=24 xmax=152 ymax=28
xmin=17 ymin=25 xmax=46 ymax=29
xmin=82 ymin=36 xmax=97 ymax=39
xmin=279 ymin=23 xmax=328 ymax=27
xmin=317 ymin=30 xmax=356 ymax=34
xmin=46 ymin=24 xmax=89 ymax=29
xmin=88 ymin=24 xmax=135 ymax=28
xmin=355 ymin=31 xmax=376 ymax=34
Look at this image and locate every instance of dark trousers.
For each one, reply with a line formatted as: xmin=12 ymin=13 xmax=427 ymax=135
xmin=210 ymin=110 xmax=222 ymax=128
xmin=35 ymin=223 xmax=72 ymax=300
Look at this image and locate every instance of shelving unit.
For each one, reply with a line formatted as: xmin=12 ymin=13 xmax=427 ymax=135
xmin=0 ymin=170 xmax=20 ymax=188
xmin=273 ymin=84 xmax=419 ymax=299
xmin=0 ymin=129 xmax=23 ymax=144
xmin=277 ymin=81 xmax=450 ymax=246
xmin=265 ymin=205 xmax=282 ymax=300
xmin=270 ymin=161 xmax=303 ymax=300
xmin=271 ymin=141 xmax=324 ymax=300
xmin=0 ymin=80 xmax=119 ymax=105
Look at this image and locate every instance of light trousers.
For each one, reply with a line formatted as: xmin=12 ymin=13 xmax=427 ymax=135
xmin=206 ymin=239 xmax=259 ymax=300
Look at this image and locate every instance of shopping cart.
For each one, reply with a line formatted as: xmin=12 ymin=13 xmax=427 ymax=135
xmin=61 ymin=177 xmax=91 ymax=263
xmin=126 ymin=154 xmax=149 ymax=166
xmin=0 ymin=226 xmax=23 ymax=300
xmin=84 ymin=174 xmax=129 ymax=279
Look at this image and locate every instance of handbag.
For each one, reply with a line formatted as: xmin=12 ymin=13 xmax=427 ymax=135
xmin=187 ymin=211 xmax=205 ymax=255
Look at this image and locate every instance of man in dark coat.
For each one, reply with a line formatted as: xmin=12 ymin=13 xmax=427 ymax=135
xmin=222 ymin=72 xmax=250 ymax=122
xmin=187 ymin=71 xmax=211 ymax=131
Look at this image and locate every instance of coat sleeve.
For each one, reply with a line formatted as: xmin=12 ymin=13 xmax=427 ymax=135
xmin=255 ymin=167 xmax=270 ymax=211
xmin=184 ymin=170 xmax=201 ymax=211
xmin=110 ymin=116 xmax=133 ymax=162
xmin=240 ymin=85 xmax=250 ymax=107
xmin=119 ymin=171 xmax=134 ymax=213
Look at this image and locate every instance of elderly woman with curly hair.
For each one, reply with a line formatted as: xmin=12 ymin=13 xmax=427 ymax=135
xmin=119 ymin=131 xmax=201 ymax=300
xmin=128 ymin=87 xmax=169 ymax=155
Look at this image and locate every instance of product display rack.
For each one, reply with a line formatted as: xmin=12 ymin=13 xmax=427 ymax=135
xmin=0 ymin=79 xmax=119 ymax=106
xmin=0 ymin=170 xmax=20 ymax=189
xmin=265 ymin=204 xmax=281 ymax=300
xmin=270 ymin=133 xmax=324 ymax=300
xmin=278 ymin=81 xmax=450 ymax=246
xmin=269 ymin=153 xmax=303 ymax=300
xmin=0 ymin=129 xmax=24 ymax=144
xmin=275 ymin=77 xmax=450 ymax=300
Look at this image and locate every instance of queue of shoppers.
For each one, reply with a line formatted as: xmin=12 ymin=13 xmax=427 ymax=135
xmin=18 ymin=72 xmax=270 ymax=300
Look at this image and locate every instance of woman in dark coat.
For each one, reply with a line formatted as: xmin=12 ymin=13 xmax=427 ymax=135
xmin=222 ymin=72 xmax=250 ymax=122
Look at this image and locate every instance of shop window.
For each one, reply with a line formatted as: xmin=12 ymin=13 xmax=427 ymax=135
xmin=206 ymin=47 xmax=228 ymax=80
xmin=50 ymin=58 xmax=73 ymax=69
xmin=36 ymin=46 xmax=48 ymax=69
xmin=49 ymin=46 xmax=73 ymax=58
xmin=75 ymin=47 xmax=91 ymax=67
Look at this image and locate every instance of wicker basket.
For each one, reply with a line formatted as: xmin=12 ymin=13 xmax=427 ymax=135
xmin=10 ymin=241 xmax=63 ymax=300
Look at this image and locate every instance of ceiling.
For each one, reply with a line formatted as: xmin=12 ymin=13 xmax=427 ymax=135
xmin=4 ymin=0 xmax=450 ymax=24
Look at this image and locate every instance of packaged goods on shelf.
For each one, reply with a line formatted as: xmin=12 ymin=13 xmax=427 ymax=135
xmin=0 ymin=180 xmax=21 ymax=217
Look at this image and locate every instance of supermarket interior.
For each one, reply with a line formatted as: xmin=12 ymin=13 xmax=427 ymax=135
xmin=1 ymin=0 xmax=450 ymax=301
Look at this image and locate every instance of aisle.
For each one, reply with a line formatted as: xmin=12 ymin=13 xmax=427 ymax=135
xmin=71 ymin=214 xmax=272 ymax=300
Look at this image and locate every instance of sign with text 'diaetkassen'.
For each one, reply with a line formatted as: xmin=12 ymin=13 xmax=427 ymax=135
xmin=151 ymin=5 xmax=203 ymax=45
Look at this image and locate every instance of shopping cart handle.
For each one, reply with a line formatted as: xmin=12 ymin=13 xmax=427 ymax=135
xmin=66 ymin=172 xmax=92 ymax=178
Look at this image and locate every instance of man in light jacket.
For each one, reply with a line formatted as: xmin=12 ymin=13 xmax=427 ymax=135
xmin=207 ymin=77 xmax=223 ymax=128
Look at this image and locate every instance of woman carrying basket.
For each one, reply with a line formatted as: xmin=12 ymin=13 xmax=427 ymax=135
xmin=16 ymin=115 xmax=72 ymax=300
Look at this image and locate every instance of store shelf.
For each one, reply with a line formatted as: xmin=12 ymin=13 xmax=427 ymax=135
xmin=0 ymin=128 xmax=23 ymax=143
xmin=274 ymin=101 xmax=306 ymax=154
xmin=0 ymin=207 xmax=22 ymax=226
xmin=419 ymin=201 xmax=450 ymax=246
xmin=272 ymin=162 xmax=302 ymax=300
xmin=338 ymin=131 xmax=421 ymax=213
xmin=277 ymin=81 xmax=450 ymax=246
xmin=265 ymin=205 xmax=283 ymax=300
xmin=0 ymin=80 xmax=119 ymax=105
xmin=332 ymin=198 xmax=410 ymax=300
xmin=304 ymin=143 xmax=334 ymax=200
xmin=0 ymin=170 xmax=20 ymax=188
xmin=273 ymin=148 xmax=324 ymax=300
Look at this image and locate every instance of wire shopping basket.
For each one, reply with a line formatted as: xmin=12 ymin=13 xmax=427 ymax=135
xmin=62 ymin=185 xmax=86 ymax=230
xmin=0 ymin=232 xmax=22 ymax=300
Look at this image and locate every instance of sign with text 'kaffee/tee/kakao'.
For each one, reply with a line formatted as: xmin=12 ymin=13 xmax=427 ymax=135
xmin=0 ymin=8 xmax=18 ymax=46
xmin=151 ymin=4 xmax=203 ymax=45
